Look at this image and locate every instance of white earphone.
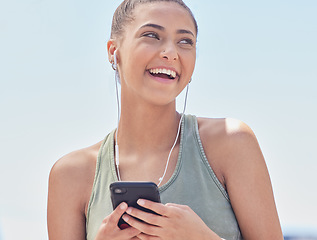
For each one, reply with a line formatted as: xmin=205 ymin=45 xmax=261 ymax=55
xmin=112 ymin=48 xmax=190 ymax=186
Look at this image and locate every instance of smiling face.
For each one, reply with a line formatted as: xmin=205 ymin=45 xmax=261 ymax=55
xmin=109 ymin=2 xmax=197 ymax=106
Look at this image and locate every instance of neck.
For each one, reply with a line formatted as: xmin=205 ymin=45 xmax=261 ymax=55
xmin=116 ymin=96 xmax=181 ymax=155
xmin=113 ymin=83 xmax=189 ymax=184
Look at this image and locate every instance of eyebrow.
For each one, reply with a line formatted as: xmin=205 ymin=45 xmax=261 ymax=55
xmin=176 ymin=29 xmax=195 ymax=37
xmin=140 ymin=23 xmax=195 ymax=37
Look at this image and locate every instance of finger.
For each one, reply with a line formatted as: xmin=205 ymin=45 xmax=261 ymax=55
xmin=137 ymin=232 xmax=160 ymax=240
xmin=111 ymin=204 xmax=142 ymax=238
xmin=108 ymin=202 xmax=128 ymax=227
xmin=126 ymin=207 xmax=162 ymax=226
xmin=122 ymin=213 xmax=160 ymax=236
xmin=120 ymin=226 xmax=141 ymax=238
xmin=165 ymin=202 xmax=188 ymax=209
xmin=137 ymin=199 xmax=170 ymax=216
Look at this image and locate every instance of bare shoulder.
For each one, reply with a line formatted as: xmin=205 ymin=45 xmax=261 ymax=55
xmin=50 ymin=142 xmax=101 ymax=181
xmin=197 ymin=117 xmax=256 ymax=142
xmin=48 ymin=141 xmax=102 ymax=208
xmin=196 ymin=117 xmax=262 ymax=187
xmin=47 ymin=141 xmax=102 ymax=239
xmin=197 ymin=117 xmax=283 ymax=239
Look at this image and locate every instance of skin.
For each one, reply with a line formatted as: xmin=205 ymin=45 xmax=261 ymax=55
xmin=47 ymin=2 xmax=284 ymax=240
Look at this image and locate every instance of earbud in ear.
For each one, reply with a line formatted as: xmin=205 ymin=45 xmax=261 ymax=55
xmin=112 ymin=50 xmax=118 ymax=70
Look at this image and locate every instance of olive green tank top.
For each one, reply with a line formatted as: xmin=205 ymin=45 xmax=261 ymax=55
xmin=86 ymin=114 xmax=242 ymax=240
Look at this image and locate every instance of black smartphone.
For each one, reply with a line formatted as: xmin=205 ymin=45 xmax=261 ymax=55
xmin=110 ymin=181 xmax=161 ymax=229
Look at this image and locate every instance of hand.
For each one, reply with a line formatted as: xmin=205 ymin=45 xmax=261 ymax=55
xmin=122 ymin=199 xmax=221 ymax=240
xmin=94 ymin=202 xmax=141 ymax=240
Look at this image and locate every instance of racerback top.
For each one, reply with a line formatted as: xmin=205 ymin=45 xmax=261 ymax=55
xmin=86 ymin=114 xmax=242 ymax=240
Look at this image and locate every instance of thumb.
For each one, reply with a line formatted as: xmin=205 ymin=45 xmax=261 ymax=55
xmin=108 ymin=202 xmax=128 ymax=226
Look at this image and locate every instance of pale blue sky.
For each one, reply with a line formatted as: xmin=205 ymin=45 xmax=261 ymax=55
xmin=1 ymin=0 xmax=316 ymax=239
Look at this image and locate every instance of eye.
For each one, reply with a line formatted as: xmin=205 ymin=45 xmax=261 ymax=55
xmin=142 ymin=32 xmax=160 ymax=40
xmin=179 ymin=38 xmax=194 ymax=46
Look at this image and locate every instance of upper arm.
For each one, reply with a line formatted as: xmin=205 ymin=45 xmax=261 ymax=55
xmin=198 ymin=118 xmax=283 ymax=240
xmin=47 ymin=150 xmax=95 ymax=240
xmin=222 ymin=119 xmax=283 ymax=240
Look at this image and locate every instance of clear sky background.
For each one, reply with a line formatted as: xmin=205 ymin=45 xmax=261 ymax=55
xmin=0 ymin=0 xmax=316 ymax=239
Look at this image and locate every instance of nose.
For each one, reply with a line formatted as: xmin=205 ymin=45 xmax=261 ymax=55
xmin=160 ymin=41 xmax=178 ymax=61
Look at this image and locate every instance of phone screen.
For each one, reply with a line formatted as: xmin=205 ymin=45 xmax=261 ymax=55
xmin=110 ymin=181 xmax=161 ymax=229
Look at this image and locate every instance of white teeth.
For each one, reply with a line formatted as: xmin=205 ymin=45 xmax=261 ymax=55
xmin=149 ymin=68 xmax=177 ymax=78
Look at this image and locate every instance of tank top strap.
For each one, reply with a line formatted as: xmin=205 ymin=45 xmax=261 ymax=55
xmin=86 ymin=115 xmax=242 ymax=240
xmin=190 ymin=115 xmax=230 ymax=201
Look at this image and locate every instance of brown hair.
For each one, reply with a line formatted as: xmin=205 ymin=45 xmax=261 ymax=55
xmin=111 ymin=0 xmax=198 ymax=39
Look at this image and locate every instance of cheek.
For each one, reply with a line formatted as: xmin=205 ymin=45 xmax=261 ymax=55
xmin=120 ymin=57 xmax=146 ymax=85
xmin=184 ymin=52 xmax=196 ymax=75
xmin=126 ymin=45 xmax=153 ymax=67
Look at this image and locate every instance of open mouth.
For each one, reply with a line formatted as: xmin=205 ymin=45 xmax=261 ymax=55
xmin=149 ymin=68 xmax=177 ymax=80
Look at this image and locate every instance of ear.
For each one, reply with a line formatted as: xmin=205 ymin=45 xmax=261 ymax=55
xmin=107 ymin=39 xmax=118 ymax=64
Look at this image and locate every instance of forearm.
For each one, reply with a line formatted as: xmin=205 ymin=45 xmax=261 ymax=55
xmin=199 ymin=225 xmax=225 ymax=240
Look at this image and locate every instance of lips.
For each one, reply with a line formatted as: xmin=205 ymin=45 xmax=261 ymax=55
xmin=148 ymin=68 xmax=178 ymax=80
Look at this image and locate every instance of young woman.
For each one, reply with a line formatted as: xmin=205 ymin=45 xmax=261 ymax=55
xmin=47 ymin=0 xmax=284 ymax=239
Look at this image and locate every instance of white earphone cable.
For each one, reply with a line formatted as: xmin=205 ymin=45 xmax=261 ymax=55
xmin=113 ymin=49 xmax=190 ymax=185
xmin=157 ymin=83 xmax=189 ymax=186
xmin=114 ymin=50 xmax=121 ymax=181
